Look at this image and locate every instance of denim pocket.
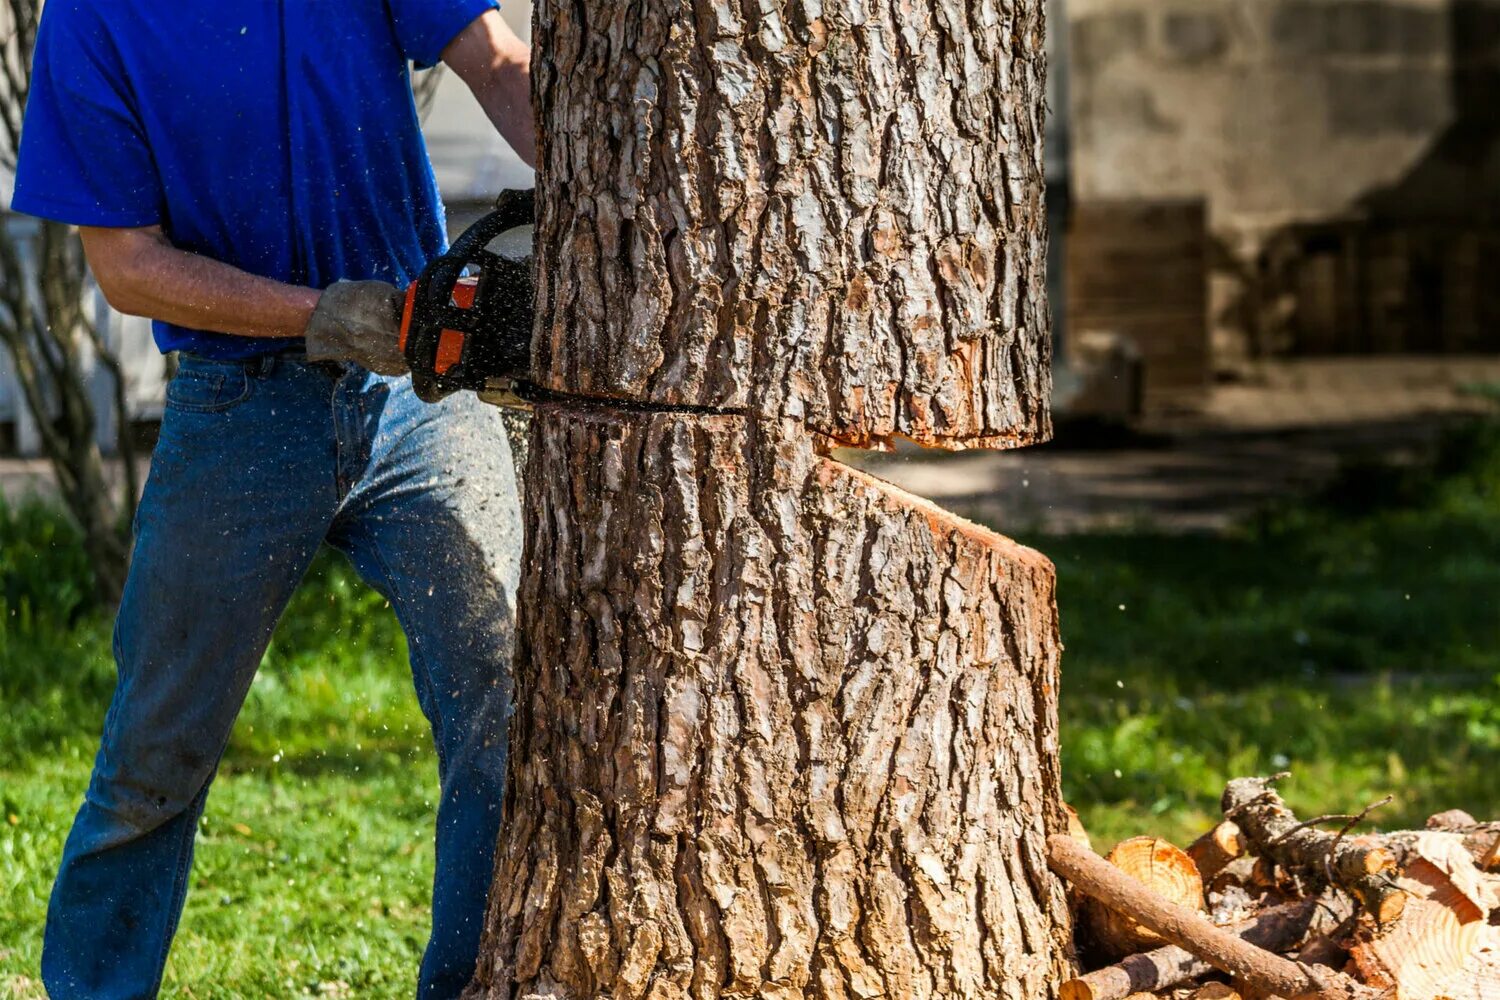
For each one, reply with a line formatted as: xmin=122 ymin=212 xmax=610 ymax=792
xmin=164 ymin=365 xmax=252 ymax=413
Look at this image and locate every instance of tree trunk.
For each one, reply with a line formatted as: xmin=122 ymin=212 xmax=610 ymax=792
xmin=468 ymin=0 xmax=1066 ymax=996
xmin=528 ymin=0 xmax=1051 ymax=451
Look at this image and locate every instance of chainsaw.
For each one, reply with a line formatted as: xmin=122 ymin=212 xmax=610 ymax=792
xmin=399 ymin=188 xmax=536 ymax=405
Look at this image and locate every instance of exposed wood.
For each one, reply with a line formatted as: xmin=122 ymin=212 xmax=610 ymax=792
xmin=1350 ymin=832 xmax=1500 ymax=1000
xmin=1059 ymin=900 xmax=1321 ymax=1000
xmin=1483 ymin=832 xmax=1500 ymax=874
xmin=1221 ymin=778 xmax=1404 ymax=922
xmin=1386 ymin=822 xmax=1500 ymax=873
xmin=1190 ymin=823 xmax=1248 ymax=883
xmin=529 ymin=0 xmax=1052 ymax=450
xmin=1086 ymin=838 xmax=1206 ymax=958
xmin=1047 ymin=836 xmax=1379 ymax=1000
xmin=468 ymin=408 xmax=1073 ymax=999
xmin=1189 ymin=984 xmax=1242 ymax=1000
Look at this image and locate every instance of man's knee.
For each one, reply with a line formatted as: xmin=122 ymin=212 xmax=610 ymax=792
xmin=80 ymin=739 xmax=216 ymax=848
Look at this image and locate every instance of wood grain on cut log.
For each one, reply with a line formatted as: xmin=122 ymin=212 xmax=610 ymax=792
xmin=1086 ymin=838 xmax=1206 ymax=959
xmin=1189 ymin=823 xmax=1246 ymax=884
xmin=529 ymin=0 xmax=1051 ymax=449
xmin=467 ymin=406 xmax=1072 ymax=1000
xmin=1351 ymin=832 xmax=1500 ymax=1000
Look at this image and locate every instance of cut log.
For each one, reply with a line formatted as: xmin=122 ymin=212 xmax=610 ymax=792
xmin=1189 ymin=823 xmax=1247 ymax=883
xmin=529 ymin=0 xmax=1051 ymax=450
xmin=1086 ymin=837 xmax=1207 ymax=958
xmin=1385 ymin=822 xmax=1500 ymax=873
xmin=1351 ymin=831 xmax=1500 ymax=1000
xmin=1220 ymin=777 xmax=1403 ymax=921
xmin=467 ymin=409 xmax=1074 ymax=999
xmin=1059 ymin=900 xmax=1320 ymax=1000
xmin=1427 ymin=809 xmax=1479 ymax=831
xmin=1047 ymin=836 xmax=1379 ymax=999
xmin=1190 ymin=984 xmax=1242 ymax=1000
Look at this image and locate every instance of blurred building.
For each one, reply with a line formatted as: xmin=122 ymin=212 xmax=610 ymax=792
xmin=1063 ymin=0 xmax=1500 ymax=410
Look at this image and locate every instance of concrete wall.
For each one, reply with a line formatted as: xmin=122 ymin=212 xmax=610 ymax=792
xmin=1067 ymin=0 xmax=1500 ymax=358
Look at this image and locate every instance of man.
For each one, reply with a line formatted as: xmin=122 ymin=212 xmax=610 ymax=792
xmin=11 ymin=3 xmax=534 ymax=997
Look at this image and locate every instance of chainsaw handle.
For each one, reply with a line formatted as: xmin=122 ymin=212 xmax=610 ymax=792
xmin=446 ymin=188 xmax=535 ymax=263
xmin=405 ymin=188 xmax=536 ymax=403
xmin=418 ymin=188 xmax=535 ymax=315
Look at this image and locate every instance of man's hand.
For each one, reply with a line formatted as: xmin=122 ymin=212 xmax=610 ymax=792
xmin=444 ymin=10 xmax=535 ymax=168
xmin=304 ymin=281 xmax=408 ymax=375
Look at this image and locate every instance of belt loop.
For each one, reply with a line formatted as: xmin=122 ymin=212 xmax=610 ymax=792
xmin=253 ymin=353 xmax=277 ymax=378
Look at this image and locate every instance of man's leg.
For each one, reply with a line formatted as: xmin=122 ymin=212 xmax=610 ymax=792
xmin=42 ymin=355 xmax=341 ymax=1000
xmin=328 ymin=374 xmax=522 ymax=1000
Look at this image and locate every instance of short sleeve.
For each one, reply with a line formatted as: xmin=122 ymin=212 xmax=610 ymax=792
xmin=387 ymin=0 xmax=500 ymax=69
xmin=11 ymin=4 xmax=162 ymax=228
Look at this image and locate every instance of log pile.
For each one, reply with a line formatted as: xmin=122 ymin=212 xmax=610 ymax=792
xmin=1051 ymin=775 xmax=1500 ymax=1000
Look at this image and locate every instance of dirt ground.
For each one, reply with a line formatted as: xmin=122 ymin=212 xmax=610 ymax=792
xmin=850 ymin=357 xmax=1500 ymax=533
xmin=4 ymin=357 xmax=1497 ymax=534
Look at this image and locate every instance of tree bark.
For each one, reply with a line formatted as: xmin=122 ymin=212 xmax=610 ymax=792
xmin=529 ymin=0 xmax=1051 ymax=450
xmin=468 ymin=407 xmax=1072 ymax=999
xmin=469 ymin=0 xmax=1066 ymax=994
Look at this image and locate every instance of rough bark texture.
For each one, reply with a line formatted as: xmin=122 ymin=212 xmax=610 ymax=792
xmin=529 ymin=0 xmax=1051 ymax=449
xmin=468 ymin=405 xmax=1072 ymax=999
xmin=474 ymin=0 xmax=1064 ymax=993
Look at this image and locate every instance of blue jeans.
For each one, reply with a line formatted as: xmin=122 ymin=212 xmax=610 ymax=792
xmin=41 ymin=353 xmax=523 ymax=1000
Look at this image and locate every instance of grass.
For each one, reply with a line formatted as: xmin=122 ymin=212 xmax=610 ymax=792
xmin=2 ymin=417 xmax=1499 ymax=997
xmin=1041 ymin=419 xmax=1500 ymax=843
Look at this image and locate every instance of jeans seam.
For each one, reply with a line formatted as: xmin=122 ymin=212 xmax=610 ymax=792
xmin=165 ymin=370 xmax=254 ymax=414
xmin=364 ymin=535 xmax=452 ymax=773
xmin=150 ymin=788 xmax=202 ymax=994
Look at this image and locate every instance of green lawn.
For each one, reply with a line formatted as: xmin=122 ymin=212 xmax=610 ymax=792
xmin=2 ymin=419 xmax=1498 ymax=998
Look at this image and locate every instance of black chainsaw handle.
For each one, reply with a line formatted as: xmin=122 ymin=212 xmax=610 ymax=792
xmin=451 ymin=188 xmax=534 ymax=261
xmin=418 ymin=188 xmax=535 ymax=313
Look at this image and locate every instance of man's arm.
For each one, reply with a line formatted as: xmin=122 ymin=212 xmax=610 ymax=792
xmin=82 ymin=226 xmax=319 ymax=339
xmin=83 ymin=226 xmax=406 ymax=373
xmin=443 ymin=10 xmax=536 ymax=169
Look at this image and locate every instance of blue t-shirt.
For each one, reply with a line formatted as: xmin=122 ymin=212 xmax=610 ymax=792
xmin=11 ymin=0 xmax=497 ymax=359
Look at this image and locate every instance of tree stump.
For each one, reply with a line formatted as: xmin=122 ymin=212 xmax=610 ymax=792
xmin=465 ymin=0 xmax=1066 ymax=996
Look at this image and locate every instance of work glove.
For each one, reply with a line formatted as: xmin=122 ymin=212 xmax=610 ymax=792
xmin=304 ymin=280 xmax=409 ymax=376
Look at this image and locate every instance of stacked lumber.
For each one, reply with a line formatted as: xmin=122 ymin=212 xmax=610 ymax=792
xmin=1051 ymin=775 xmax=1500 ymax=999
